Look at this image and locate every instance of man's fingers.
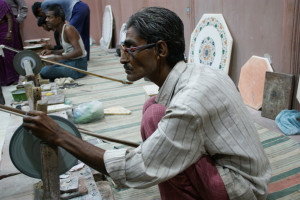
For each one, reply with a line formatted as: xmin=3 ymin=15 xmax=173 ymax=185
xmin=23 ymin=111 xmax=45 ymax=124
xmin=22 ymin=121 xmax=37 ymax=132
xmin=27 ymin=110 xmax=44 ymax=116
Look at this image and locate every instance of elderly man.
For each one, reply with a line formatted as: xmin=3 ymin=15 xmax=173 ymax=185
xmin=39 ymin=4 xmax=87 ymax=80
xmin=23 ymin=7 xmax=271 ymax=200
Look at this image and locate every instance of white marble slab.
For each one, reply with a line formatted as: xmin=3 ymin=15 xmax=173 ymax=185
xmin=189 ymin=14 xmax=233 ymax=74
xmin=100 ymin=5 xmax=113 ymax=49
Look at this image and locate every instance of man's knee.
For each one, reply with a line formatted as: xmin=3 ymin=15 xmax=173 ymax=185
xmin=40 ymin=66 xmax=51 ymax=79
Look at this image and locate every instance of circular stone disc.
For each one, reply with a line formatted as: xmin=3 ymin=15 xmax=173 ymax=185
xmin=100 ymin=5 xmax=113 ymax=49
xmin=9 ymin=115 xmax=82 ymax=179
xmin=13 ymin=50 xmax=42 ymax=76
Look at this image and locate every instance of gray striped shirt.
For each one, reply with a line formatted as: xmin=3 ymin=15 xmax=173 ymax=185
xmin=104 ymin=61 xmax=272 ymax=200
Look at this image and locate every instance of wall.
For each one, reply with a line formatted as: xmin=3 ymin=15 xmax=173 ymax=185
xmin=23 ymin=0 xmax=103 ymax=46
xmin=21 ymin=0 xmax=299 ymax=108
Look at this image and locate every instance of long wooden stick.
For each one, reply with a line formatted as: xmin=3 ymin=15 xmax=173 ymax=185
xmin=0 ymin=45 xmax=133 ymax=85
xmin=0 ymin=172 xmax=21 ymax=180
xmin=77 ymin=128 xmax=139 ymax=148
xmin=41 ymin=58 xmax=132 ymax=85
xmin=0 ymin=104 xmax=139 ymax=147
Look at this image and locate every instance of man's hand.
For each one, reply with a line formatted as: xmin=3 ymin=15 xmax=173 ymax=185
xmin=39 ymin=39 xmax=51 ymax=49
xmin=22 ymin=110 xmax=108 ymax=175
xmin=50 ymin=55 xmax=63 ymax=62
xmin=23 ymin=111 xmax=63 ymax=145
xmin=41 ymin=49 xmax=53 ymax=56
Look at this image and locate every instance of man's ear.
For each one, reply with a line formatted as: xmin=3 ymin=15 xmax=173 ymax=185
xmin=57 ymin=16 xmax=63 ymax=23
xmin=156 ymin=40 xmax=168 ymax=58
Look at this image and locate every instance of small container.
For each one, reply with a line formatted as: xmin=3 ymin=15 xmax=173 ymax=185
xmin=11 ymin=89 xmax=27 ymax=102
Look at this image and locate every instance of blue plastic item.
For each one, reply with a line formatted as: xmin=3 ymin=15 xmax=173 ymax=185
xmin=275 ymin=110 xmax=300 ymax=136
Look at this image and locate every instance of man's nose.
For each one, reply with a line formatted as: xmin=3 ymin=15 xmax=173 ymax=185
xmin=120 ymin=51 xmax=129 ymax=64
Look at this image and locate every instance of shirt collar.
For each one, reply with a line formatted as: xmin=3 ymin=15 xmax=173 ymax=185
xmin=155 ymin=61 xmax=187 ymax=107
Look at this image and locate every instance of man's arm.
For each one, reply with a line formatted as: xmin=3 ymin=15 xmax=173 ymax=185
xmin=23 ymin=110 xmax=108 ymax=175
xmin=16 ymin=0 xmax=28 ymax=24
xmin=41 ymin=49 xmax=64 ymax=56
xmin=57 ymin=25 xmax=84 ymax=61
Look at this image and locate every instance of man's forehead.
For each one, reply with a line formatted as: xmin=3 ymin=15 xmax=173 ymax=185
xmin=46 ymin=10 xmax=55 ymax=16
xmin=124 ymin=27 xmax=145 ymax=45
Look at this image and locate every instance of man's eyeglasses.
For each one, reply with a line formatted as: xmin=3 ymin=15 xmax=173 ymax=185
xmin=120 ymin=43 xmax=156 ymax=58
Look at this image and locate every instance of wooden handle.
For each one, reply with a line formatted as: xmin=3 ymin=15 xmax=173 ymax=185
xmin=78 ymin=127 xmax=139 ymax=148
xmin=0 ymin=104 xmax=26 ymax=116
xmin=41 ymin=58 xmax=133 ymax=85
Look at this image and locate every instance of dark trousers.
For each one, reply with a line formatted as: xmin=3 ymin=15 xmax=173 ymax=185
xmin=14 ymin=16 xmax=23 ymax=49
xmin=0 ymin=82 xmax=5 ymax=105
xmin=70 ymin=2 xmax=90 ymax=60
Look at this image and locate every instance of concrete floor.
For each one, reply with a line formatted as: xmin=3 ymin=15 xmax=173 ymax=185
xmin=0 ymin=85 xmax=15 ymax=161
xmin=247 ymin=106 xmax=300 ymax=142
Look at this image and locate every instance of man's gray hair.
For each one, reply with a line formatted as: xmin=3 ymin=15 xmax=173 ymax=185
xmin=126 ymin=7 xmax=185 ymax=68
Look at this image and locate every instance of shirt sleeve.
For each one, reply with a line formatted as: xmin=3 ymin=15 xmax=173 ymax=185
xmin=16 ymin=0 xmax=28 ymax=24
xmin=104 ymin=103 xmax=206 ymax=188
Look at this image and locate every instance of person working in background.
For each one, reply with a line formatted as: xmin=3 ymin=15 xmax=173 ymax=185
xmin=37 ymin=16 xmax=62 ymax=50
xmin=23 ymin=7 xmax=272 ymax=200
xmin=39 ymin=4 xmax=87 ymax=81
xmin=32 ymin=0 xmax=90 ymax=60
xmin=5 ymin=0 xmax=28 ymax=48
xmin=0 ymin=0 xmax=22 ymax=86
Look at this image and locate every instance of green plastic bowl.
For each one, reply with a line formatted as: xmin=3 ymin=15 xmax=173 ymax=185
xmin=11 ymin=89 xmax=27 ymax=102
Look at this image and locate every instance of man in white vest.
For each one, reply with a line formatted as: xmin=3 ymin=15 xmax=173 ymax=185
xmin=40 ymin=4 xmax=87 ymax=81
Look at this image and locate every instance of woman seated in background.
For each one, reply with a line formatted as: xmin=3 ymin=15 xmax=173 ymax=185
xmin=0 ymin=0 xmax=22 ymax=86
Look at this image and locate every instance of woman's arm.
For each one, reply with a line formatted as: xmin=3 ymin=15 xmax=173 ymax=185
xmin=5 ymin=13 xmax=13 ymax=43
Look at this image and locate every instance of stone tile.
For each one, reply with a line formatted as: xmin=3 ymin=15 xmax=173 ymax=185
xmin=238 ymin=56 xmax=273 ymax=110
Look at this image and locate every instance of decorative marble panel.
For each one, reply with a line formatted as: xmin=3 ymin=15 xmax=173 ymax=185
xmin=189 ymin=14 xmax=233 ymax=74
xmin=238 ymin=56 xmax=273 ymax=110
xmin=100 ymin=5 xmax=113 ymax=49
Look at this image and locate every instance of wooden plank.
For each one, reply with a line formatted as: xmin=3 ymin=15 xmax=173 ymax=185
xmin=24 ymin=82 xmax=34 ymax=110
xmin=40 ymin=143 xmax=60 ymax=199
xmin=43 ymin=94 xmax=65 ymax=105
xmin=261 ymin=72 xmax=294 ymax=119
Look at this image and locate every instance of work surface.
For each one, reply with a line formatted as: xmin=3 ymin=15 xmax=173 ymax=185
xmin=0 ymin=46 xmax=300 ymax=199
xmin=0 ymin=46 xmax=160 ymax=199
